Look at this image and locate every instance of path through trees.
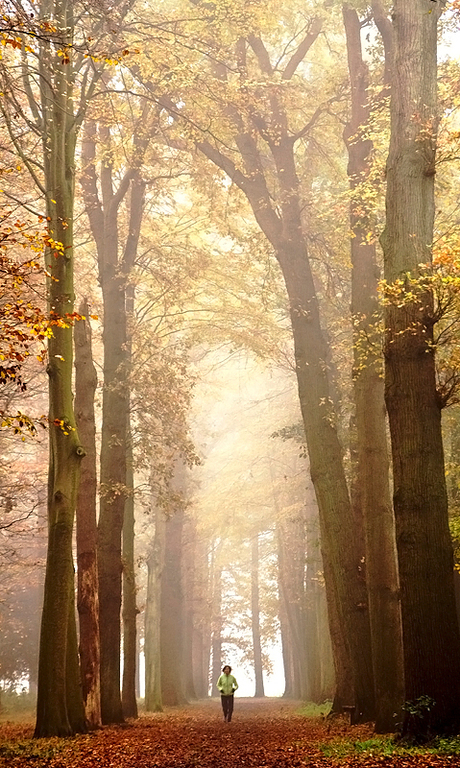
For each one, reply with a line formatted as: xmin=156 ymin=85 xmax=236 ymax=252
xmin=0 ymin=700 xmax=458 ymax=767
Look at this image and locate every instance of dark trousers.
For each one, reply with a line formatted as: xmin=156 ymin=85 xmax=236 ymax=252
xmin=221 ymin=694 xmax=234 ymax=721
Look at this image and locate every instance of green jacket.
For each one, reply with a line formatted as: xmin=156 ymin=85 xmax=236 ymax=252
xmin=217 ymin=673 xmax=238 ymax=696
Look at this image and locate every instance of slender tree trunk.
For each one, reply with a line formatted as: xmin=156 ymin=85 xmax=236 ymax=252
xmin=211 ymin=555 xmax=223 ymax=694
xmin=144 ymin=505 xmax=166 ymax=712
xmin=304 ymin=489 xmax=324 ymax=704
xmin=161 ymin=502 xmax=186 ymax=705
xmin=122 ymin=444 xmax=138 ymax=719
xmin=381 ymin=0 xmax=460 ymax=739
xmin=251 ymin=535 xmax=265 ymax=698
xmin=277 ymin=513 xmax=308 ymax=700
xmin=183 ymin=517 xmax=198 ymax=700
xmin=121 ymin=180 xmax=145 ymax=719
xmin=75 ymin=301 xmax=101 ymax=729
xmin=342 ymin=4 xmax=404 ymax=732
xmin=191 ymin=536 xmax=211 ymax=699
xmin=277 ymin=527 xmax=294 ymax=699
xmin=34 ymin=0 xmax=86 ymax=737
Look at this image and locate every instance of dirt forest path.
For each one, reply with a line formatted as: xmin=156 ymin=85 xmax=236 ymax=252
xmin=0 ymin=698 xmax=456 ymax=767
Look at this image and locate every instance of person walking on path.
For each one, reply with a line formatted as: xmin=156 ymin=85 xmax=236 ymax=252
xmin=217 ymin=665 xmax=238 ymax=722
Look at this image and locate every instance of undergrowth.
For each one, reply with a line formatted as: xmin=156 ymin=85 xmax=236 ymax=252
xmin=318 ymin=733 xmax=460 ymax=760
xmin=297 ymin=700 xmax=332 ymax=717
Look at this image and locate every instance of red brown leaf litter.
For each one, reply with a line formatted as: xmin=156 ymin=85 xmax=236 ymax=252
xmin=0 ymin=698 xmax=458 ymax=767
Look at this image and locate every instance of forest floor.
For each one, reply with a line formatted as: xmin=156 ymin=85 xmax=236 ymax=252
xmin=1 ymin=697 xmax=460 ymax=767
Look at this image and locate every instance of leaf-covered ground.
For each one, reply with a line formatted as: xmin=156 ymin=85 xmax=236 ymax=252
xmin=1 ymin=698 xmax=459 ymax=767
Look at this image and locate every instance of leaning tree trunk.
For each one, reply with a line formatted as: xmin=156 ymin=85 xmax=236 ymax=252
xmin=34 ymin=0 xmax=86 ymax=737
xmin=194 ymin=25 xmax=375 ymax=719
xmin=75 ymin=301 xmax=101 ymax=729
xmin=342 ymin=3 xmax=404 ymax=733
xmin=381 ymin=0 xmax=460 ymax=739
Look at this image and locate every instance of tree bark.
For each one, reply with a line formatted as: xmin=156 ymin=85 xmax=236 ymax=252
xmin=342 ymin=4 xmax=404 ymax=732
xmin=75 ymin=301 xmax=101 ymax=729
xmin=381 ymin=0 xmax=460 ymax=738
xmin=34 ymin=0 xmax=86 ymax=737
xmin=81 ymin=121 xmax=146 ymax=724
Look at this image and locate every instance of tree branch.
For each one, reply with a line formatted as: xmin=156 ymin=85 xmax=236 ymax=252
xmin=282 ymin=17 xmax=322 ymax=81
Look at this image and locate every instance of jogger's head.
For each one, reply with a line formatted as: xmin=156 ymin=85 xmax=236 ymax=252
xmin=222 ymin=665 xmax=231 ymax=674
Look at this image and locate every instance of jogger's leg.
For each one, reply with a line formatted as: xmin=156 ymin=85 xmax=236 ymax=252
xmin=227 ymin=695 xmax=234 ymax=722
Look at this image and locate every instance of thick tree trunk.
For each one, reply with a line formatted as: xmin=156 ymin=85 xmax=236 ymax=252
xmin=75 ymin=302 xmax=101 ymax=729
xmin=381 ymin=0 xmax=460 ymax=738
xmin=98 ymin=233 xmax=128 ymax=724
xmin=276 ymin=230 xmax=375 ymax=720
xmin=342 ymin=4 xmax=404 ymax=732
xmin=34 ymin=0 xmax=86 ymax=737
xmin=251 ymin=535 xmax=265 ymax=698
xmin=81 ymin=121 xmax=141 ymax=724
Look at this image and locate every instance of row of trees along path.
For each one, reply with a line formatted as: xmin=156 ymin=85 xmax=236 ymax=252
xmin=0 ymin=700 xmax=456 ymax=768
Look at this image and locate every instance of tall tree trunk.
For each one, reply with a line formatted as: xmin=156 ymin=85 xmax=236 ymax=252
xmin=342 ymin=4 xmax=404 ymax=732
xmin=304 ymin=488 xmax=324 ymax=704
xmin=75 ymin=301 xmax=101 ymax=729
xmin=211 ymin=555 xmax=223 ymax=694
xmin=183 ymin=516 xmax=198 ymax=700
xmin=34 ymin=0 xmax=86 ymax=737
xmin=97 ymin=194 xmax=128 ymax=724
xmin=277 ymin=513 xmax=308 ymax=700
xmin=144 ymin=505 xmax=166 ymax=712
xmin=121 ymin=179 xmax=145 ymax=720
xmin=277 ymin=531 xmax=294 ymax=700
xmin=191 ymin=535 xmax=211 ymax=699
xmin=161 ymin=501 xmax=186 ymax=706
xmin=122 ymin=443 xmax=138 ymax=718
xmin=251 ymin=535 xmax=265 ymax=698
xmin=381 ymin=0 xmax=460 ymax=739
xmin=81 ymin=121 xmax=144 ymax=724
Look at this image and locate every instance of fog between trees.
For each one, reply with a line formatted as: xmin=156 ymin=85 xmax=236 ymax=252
xmin=1 ymin=0 xmax=460 ymax=744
